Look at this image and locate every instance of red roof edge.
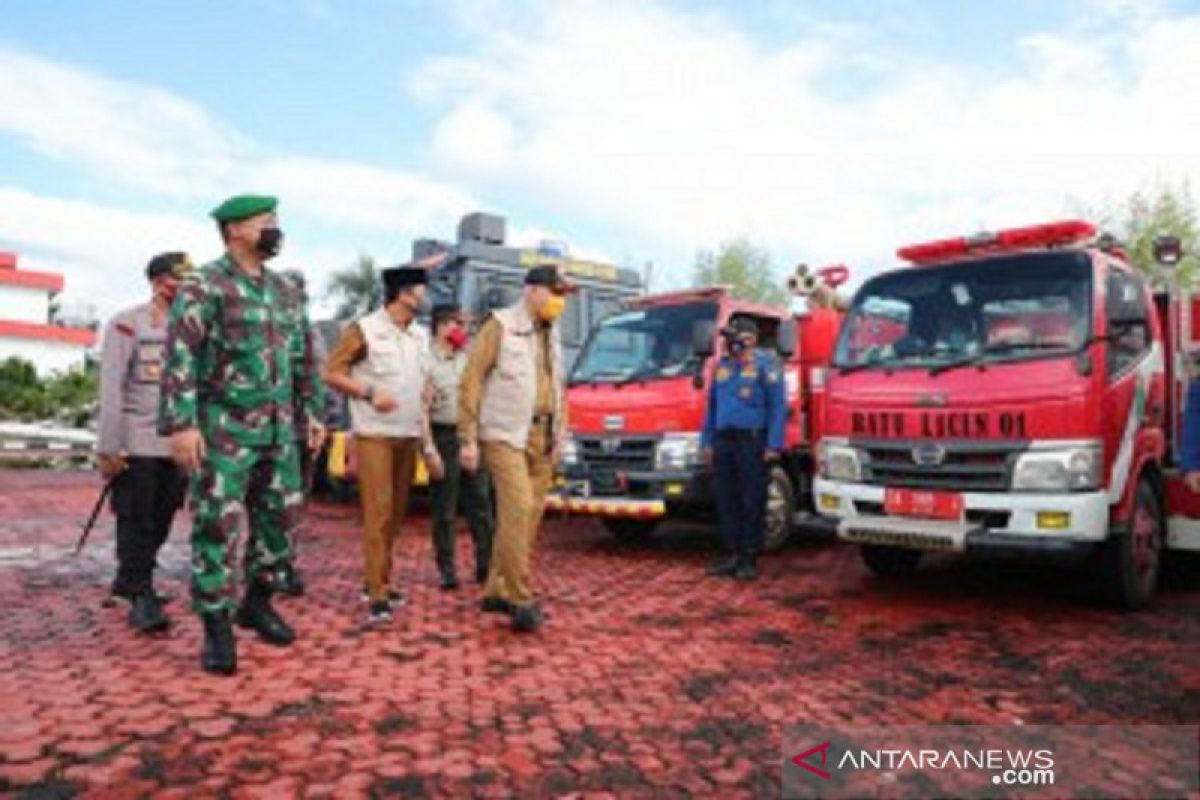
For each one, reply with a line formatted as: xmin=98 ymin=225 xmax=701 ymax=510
xmin=0 ymin=269 xmax=64 ymax=292
xmin=0 ymin=320 xmax=97 ymax=346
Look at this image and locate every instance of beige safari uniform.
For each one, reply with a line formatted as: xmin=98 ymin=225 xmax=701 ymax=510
xmin=458 ymin=301 xmax=568 ymax=607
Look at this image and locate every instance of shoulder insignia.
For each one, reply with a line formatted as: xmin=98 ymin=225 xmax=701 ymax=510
xmin=114 ymin=322 xmax=135 ymax=337
xmin=741 ymin=366 xmax=758 ymax=379
xmin=715 ymin=366 xmax=731 ymax=382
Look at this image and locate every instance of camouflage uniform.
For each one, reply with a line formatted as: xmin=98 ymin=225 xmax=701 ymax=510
xmin=158 ymin=254 xmax=324 ymax=613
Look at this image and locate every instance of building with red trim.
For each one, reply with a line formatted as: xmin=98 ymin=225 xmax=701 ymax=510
xmin=0 ymin=251 xmax=96 ymax=374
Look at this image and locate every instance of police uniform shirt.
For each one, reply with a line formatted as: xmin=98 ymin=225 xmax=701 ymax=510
xmin=98 ymin=302 xmax=173 ymax=458
xmin=429 ymin=342 xmax=467 ymax=426
xmin=700 ymin=351 xmax=787 ymax=451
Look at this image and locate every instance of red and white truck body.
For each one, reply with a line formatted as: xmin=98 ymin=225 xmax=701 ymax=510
xmin=814 ymin=220 xmax=1200 ymax=606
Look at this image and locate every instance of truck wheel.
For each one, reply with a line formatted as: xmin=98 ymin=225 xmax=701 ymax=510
xmin=603 ymin=518 xmax=660 ymax=538
xmin=861 ymin=544 xmax=923 ymax=578
xmin=762 ymin=466 xmax=796 ymax=552
xmin=1101 ymin=478 xmax=1163 ymax=610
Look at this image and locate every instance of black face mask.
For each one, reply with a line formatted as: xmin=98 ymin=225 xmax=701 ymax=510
xmin=255 ymin=227 xmax=284 ymax=259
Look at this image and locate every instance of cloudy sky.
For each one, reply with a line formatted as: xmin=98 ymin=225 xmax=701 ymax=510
xmin=2 ymin=0 xmax=1198 ymax=320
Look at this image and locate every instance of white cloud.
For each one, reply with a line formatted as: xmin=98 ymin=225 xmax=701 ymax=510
xmin=413 ymin=0 xmax=1200 ymax=287
xmin=0 ymin=45 xmax=478 ymax=253
xmin=0 ymin=186 xmax=357 ymax=319
xmin=0 ymin=187 xmax=215 ymax=315
xmin=0 ymin=50 xmax=246 ymax=198
xmin=431 ymin=103 xmax=516 ymax=175
xmin=0 ymin=45 xmax=490 ymax=317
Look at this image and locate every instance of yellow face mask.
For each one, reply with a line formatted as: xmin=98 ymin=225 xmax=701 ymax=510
xmin=539 ymin=294 xmax=566 ymax=322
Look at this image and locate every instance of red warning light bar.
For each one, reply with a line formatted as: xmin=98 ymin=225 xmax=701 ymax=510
xmin=898 ymin=219 xmax=1098 ymax=265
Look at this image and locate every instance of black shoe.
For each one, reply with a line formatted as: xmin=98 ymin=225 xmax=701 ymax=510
xmin=128 ymin=591 xmax=169 ymax=634
xmin=111 ymin=586 xmax=172 ymax=604
xmin=366 ymin=601 xmax=393 ymax=625
xmin=201 ymin=612 xmax=237 ymax=676
xmin=440 ymin=574 xmax=460 ymax=591
xmin=512 ymin=604 xmax=544 ymax=633
xmin=235 ymin=582 xmax=296 ymax=646
xmin=705 ymin=556 xmax=739 ymax=577
xmin=480 ymin=597 xmax=516 ymax=616
xmin=361 ymin=587 xmax=406 ymax=606
xmin=280 ymin=565 xmax=306 ymax=597
xmin=734 ymin=557 xmax=759 ymax=582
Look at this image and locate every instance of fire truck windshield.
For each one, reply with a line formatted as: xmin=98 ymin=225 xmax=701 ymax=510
xmin=570 ymin=301 xmax=717 ymax=385
xmin=833 ymin=251 xmax=1093 ymax=374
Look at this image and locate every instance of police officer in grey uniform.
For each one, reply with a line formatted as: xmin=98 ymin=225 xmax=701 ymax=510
xmin=97 ymin=252 xmax=193 ymax=632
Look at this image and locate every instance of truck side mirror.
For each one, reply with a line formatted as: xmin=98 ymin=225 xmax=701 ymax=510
xmin=692 ymin=320 xmax=716 ymax=359
xmin=776 ymin=320 xmax=796 ymax=358
xmin=1107 ymin=286 xmax=1148 ymax=330
xmin=1153 ymin=235 xmax=1184 ymax=268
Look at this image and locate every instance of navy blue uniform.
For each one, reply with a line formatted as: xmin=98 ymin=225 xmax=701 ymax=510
xmin=701 ymin=351 xmax=787 ymax=557
xmin=1180 ymin=381 xmax=1200 ymax=474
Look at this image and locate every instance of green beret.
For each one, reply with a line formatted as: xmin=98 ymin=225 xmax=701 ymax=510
xmin=210 ymin=194 xmax=278 ymax=223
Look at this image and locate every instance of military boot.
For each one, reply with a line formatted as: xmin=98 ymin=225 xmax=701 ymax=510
xmin=235 ymin=581 xmax=296 ymax=646
xmin=128 ymin=591 xmax=169 ymax=634
xmin=279 ymin=563 xmax=306 ymax=597
xmin=201 ymin=611 xmax=237 ymax=676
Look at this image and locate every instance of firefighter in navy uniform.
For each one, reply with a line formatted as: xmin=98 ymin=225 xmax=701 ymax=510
xmin=1181 ymin=379 xmax=1200 ymax=492
xmin=700 ymin=317 xmax=787 ymax=582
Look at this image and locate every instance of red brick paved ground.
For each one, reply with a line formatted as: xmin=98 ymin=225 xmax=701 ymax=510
xmin=2 ymin=469 xmax=1200 ymax=798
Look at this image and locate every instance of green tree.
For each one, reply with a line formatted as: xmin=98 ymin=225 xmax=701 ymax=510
xmin=1086 ymin=181 xmax=1200 ymax=289
xmin=45 ymin=361 xmax=99 ymax=427
xmin=326 ymin=253 xmax=382 ymax=321
xmin=692 ymin=238 xmax=787 ymax=306
xmin=0 ymin=357 xmax=47 ymax=420
xmin=0 ymin=357 xmax=100 ymax=425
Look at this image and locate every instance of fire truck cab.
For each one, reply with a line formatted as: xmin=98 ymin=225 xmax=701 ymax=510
xmin=814 ymin=219 xmax=1200 ymax=608
xmin=548 ymin=286 xmax=842 ymax=550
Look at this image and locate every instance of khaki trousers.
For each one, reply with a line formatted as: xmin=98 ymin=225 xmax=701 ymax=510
xmin=482 ymin=425 xmax=554 ymax=606
xmin=356 ymin=435 xmax=418 ymax=603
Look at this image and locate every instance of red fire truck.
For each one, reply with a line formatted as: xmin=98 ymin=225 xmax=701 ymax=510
xmin=547 ymin=286 xmax=842 ymax=550
xmin=813 ymin=219 xmax=1200 ymax=607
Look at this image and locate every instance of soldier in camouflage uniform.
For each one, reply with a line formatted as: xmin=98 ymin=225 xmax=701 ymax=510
xmin=277 ymin=269 xmax=327 ymax=597
xmin=158 ymin=194 xmax=325 ymax=676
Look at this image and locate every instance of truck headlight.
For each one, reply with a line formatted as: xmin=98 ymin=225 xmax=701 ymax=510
xmin=1011 ymin=443 xmax=1102 ymax=492
xmin=656 ymin=433 xmax=701 ymax=470
xmin=817 ymin=439 xmax=861 ymax=482
xmin=561 ymin=437 xmax=580 ymax=467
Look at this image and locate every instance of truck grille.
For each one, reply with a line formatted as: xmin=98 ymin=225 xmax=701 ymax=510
xmin=578 ymin=436 xmax=658 ymax=495
xmin=858 ymin=440 xmax=1023 ymax=492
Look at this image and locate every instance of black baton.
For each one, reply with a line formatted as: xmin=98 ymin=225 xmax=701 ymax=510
xmin=75 ymin=479 xmax=114 ymax=555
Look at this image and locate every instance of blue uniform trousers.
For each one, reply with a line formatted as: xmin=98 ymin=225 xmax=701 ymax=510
xmin=713 ymin=428 xmax=768 ymax=556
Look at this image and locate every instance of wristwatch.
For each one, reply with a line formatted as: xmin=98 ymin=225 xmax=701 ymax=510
xmin=362 ymin=385 xmax=375 ymax=403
